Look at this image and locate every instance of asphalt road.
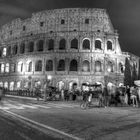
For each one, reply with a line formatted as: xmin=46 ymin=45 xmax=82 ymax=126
xmin=0 ymin=110 xmax=62 ymax=140
xmin=1 ymin=97 xmax=140 ymax=140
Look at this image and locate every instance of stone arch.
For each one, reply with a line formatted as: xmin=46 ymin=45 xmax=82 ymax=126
xmin=59 ymin=39 xmax=66 ymax=50
xmin=4 ymin=81 xmax=8 ymax=89
xmin=95 ymin=39 xmax=102 ymax=50
xmin=28 ymin=41 xmax=34 ymax=52
xmin=10 ymin=81 xmax=14 ymax=91
xmin=16 ymin=81 xmax=21 ymax=89
xmin=18 ymin=61 xmax=23 ymax=72
xmin=35 ymin=60 xmax=42 ymax=71
xmin=7 ymin=46 xmax=11 ymax=56
xmin=1 ymin=63 xmax=5 ymax=73
xmin=107 ymin=40 xmax=113 ymax=51
xmin=57 ymin=59 xmax=65 ymax=71
xmin=0 ymin=82 xmax=3 ymax=87
xmin=3 ymin=47 xmax=7 ymax=56
xmin=11 ymin=63 xmax=16 ymax=72
xmin=46 ymin=60 xmax=53 ymax=71
xmin=71 ymin=38 xmax=78 ymax=49
xmin=5 ymin=63 xmax=10 ymax=73
xmin=37 ymin=40 xmax=44 ymax=51
xmin=70 ymin=59 xmax=78 ymax=71
xmin=82 ymin=38 xmax=90 ymax=50
xmin=95 ymin=60 xmax=102 ymax=72
xmin=82 ymin=60 xmax=90 ymax=72
xmin=20 ymin=42 xmax=25 ymax=54
xmin=26 ymin=61 xmax=32 ymax=72
xmin=48 ymin=39 xmax=54 ymax=50
xmin=12 ymin=45 xmax=18 ymax=55
xmin=107 ymin=61 xmax=114 ymax=72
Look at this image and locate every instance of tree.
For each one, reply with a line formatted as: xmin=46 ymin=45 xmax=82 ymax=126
xmin=137 ymin=59 xmax=140 ymax=80
xmin=124 ymin=57 xmax=132 ymax=87
xmin=131 ymin=63 xmax=137 ymax=86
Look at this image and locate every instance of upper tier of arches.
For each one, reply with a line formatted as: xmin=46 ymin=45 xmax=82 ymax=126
xmin=0 ymin=8 xmax=115 ymax=41
xmin=0 ymin=37 xmax=118 ymax=57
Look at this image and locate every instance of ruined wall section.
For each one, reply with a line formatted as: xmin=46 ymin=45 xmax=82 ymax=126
xmin=0 ymin=8 xmax=114 ymax=42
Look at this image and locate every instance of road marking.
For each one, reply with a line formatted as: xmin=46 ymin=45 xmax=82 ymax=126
xmin=32 ymin=104 xmax=51 ymax=109
xmin=2 ymin=109 xmax=83 ymax=140
xmin=0 ymin=106 xmax=9 ymax=110
xmin=17 ymin=104 xmax=37 ymax=109
xmin=6 ymin=95 xmax=37 ymax=100
xmin=5 ymin=103 xmax=25 ymax=110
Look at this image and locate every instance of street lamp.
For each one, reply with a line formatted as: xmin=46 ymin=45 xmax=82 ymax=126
xmin=47 ymin=75 xmax=52 ymax=81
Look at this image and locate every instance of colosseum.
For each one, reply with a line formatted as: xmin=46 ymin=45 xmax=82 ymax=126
xmin=0 ymin=8 xmax=139 ymax=91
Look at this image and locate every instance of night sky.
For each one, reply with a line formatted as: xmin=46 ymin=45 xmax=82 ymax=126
xmin=0 ymin=0 xmax=140 ymax=56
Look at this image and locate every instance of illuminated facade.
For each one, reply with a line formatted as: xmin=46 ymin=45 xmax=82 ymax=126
xmin=0 ymin=8 xmax=139 ymax=91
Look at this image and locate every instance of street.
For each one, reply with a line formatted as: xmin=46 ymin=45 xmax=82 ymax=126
xmin=0 ymin=96 xmax=140 ymax=140
xmin=0 ymin=109 xmax=61 ymax=140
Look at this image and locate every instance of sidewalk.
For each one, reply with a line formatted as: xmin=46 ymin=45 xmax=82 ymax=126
xmin=5 ymin=94 xmax=138 ymax=109
xmin=4 ymin=94 xmax=81 ymax=105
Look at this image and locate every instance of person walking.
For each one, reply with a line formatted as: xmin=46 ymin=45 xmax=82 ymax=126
xmin=34 ymin=86 xmax=40 ymax=102
xmin=103 ymin=85 xmax=109 ymax=108
xmin=98 ymin=87 xmax=104 ymax=107
xmin=131 ymin=86 xmax=138 ymax=107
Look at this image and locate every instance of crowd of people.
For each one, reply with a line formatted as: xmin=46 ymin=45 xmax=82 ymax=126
xmin=82 ymin=85 xmax=140 ymax=108
xmin=1 ymin=83 xmax=140 ymax=108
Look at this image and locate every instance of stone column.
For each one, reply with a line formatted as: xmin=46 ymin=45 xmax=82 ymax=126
xmin=65 ymin=57 xmax=69 ymax=74
xmin=42 ymin=57 xmax=45 ymax=74
xmin=78 ymin=56 xmax=82 ymax=74
xmin=103 ymin=36 xmax=107 ymax=53
xmin=91 ymin=56 xmax=93 ymax=74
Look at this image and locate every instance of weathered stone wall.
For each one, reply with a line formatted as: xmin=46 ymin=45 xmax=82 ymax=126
xmin=0 ymin=8 xmax=113 ymax=42
xmin=0 ymin=8 xmax=137 ymax=90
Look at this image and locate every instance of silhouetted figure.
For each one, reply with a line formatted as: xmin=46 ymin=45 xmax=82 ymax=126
xmin=126 ymin=86 xmax=131 ymax=105
xmin=103 ymin=86 xmax=109 ymax=107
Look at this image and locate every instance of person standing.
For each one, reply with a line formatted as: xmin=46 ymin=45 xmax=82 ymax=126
xmin=34 ymin=84 xmax=41 ymax=102
xmin=61 ymin=88 xmax=64 ymax=100
xmin=43 ymin=83 xmax=48 ymax=102
xmin=131 ymin=86 xmax=138 ymax=107
xmin=103 ymin=85 xmax=109 ymax=107
xmin=137 ymin=87 xmax=140 ymax=107
xmin=126 ymin=86 xmax=131 ymax=105
xmin=98 ymin=86 xmax=104 ymax=107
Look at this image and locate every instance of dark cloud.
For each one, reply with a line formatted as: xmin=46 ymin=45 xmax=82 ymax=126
xmin=0 ymin=0 xmax=140 ymax=56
